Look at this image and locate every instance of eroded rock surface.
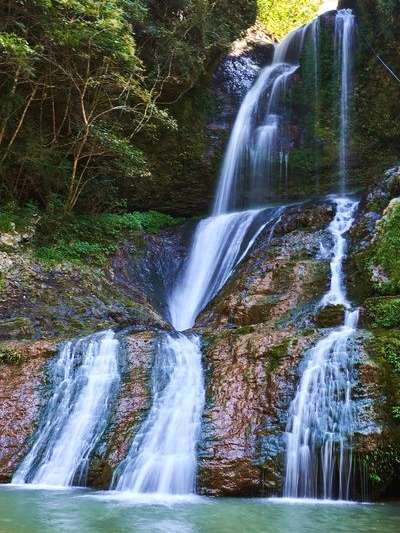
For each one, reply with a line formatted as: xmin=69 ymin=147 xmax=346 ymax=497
xmin=87 ymin=331 xmax=157 ymax=488
xmin=0 ymin=341 xmax=56 ymax=482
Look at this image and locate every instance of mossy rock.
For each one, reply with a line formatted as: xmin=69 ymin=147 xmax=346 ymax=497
xmin=264 ymin=339 xmax=291 ymax=373
xmin=234 ymin=325 xmax=256 ymax=336
xmin=0 ymin=317 xmax=35 ymax=340
xmin=86 ymin=456 xmax=113 ymax=489
xmin=315 ymin=304 xmax=345 ymax=328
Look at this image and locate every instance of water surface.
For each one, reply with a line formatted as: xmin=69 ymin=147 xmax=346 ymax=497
xmin=1 ymin=487 xmax=399 ymax=533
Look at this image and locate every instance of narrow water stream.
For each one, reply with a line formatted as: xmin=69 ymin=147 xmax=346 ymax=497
xmin=12 ymin=330 xmax=120 ymax=487
xmin=284 ymin=197 xmax=359 ymax=499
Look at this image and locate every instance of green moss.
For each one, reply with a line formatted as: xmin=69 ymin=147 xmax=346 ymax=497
xmin=315 ymin=304 xmax=345 ymax=328
xmin=369 ymin=332 xmax=400 ymax=426
xmin=265 ymin=339 xmax=290 ymax=373
xmin=370 ymin=201 xmax=400 ymax=293
xmin=0 ymin=345 xmax=24 ymax=365
xmin=364 ymin=331 xmax=400 ymax=492
xmin=235 ymin=325 xmax=256 ymax=335
xmin=365 ymin=297 xmax=400 ymax=329
xmin=34 ymin=210 xmax=183 ymax=266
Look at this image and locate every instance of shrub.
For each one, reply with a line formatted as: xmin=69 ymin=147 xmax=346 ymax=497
xmin=257 ymin=0 xmax=322 ymax=40
xmin=34 ymin=210 xmax=183 ymax=266
xmin=0 ymin=346 xmax=24 ymax=365
xmin=372 ymin=201 xmax=400 ymax=293
xmin=366 ymin=298 xmax=400 ymax=329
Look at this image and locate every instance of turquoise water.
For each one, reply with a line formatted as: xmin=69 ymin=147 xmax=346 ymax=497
xmin=0 ymin=487 xmax=399 ymax=533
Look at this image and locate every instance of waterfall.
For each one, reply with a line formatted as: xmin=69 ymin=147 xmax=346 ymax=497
xmin=112 ymin=206 xmax=284 ymax=494
xmin=111 ymin=14 xmax=319 ymax=497
xmin=284 ymin=198 xmax=359 ymax=499
xmin=335 ymin=9 xmax=355 ymax=193
xmin=311 ymin=17 xmax=321 ymax=192
xmin=214 ymin=23 xmax=316 ymax=213
xmin=283 ymin=8 xmax=358 ymax=501
xmin=168 ymin=208 xmax=283 ymax=332
xmin=113 ymin=334 xmax=204 ymax=493
xmin=12 ymin=330 xmax=120 ymax=487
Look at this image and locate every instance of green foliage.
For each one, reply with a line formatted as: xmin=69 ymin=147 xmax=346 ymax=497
xmin=257 ymin=0 xmax=322 ymax=40
xmin=349 ymin=0 xmax=400 ymax=181
xmin=392 ymin=406 xmax=400 ymax=422
xmin=370 ymin=332 xmax=400 ymax=428
xmin=374 ymin=335 xmax=400 ymax=373
xmin=372 ymin=202 xmax=400 ymax=293
xmin=0 ymin=203 xmax=38 ymax=232
xmin=35 ymin=209 xmax=182 ymax=265
xmin=363 ymin=445 xmax=400 ymax=486
xmin=0 ymin=0 xmax=255 ymax=217
xmin=365 ymin=331 xmax=400 ymax=493
xmin=366 ymin=298 xmax=400 ymax=329
xmin=0 ymin=346 xmax=24 ymax=365
xmin=0 ymin=32 xmax=35 ymax=70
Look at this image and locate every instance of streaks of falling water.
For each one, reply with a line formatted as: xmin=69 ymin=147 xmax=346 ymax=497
xmin=213 ymin=23 xmax=312 ymax=214
xmin=12 ymin=330 xmax=120 ymax=488
xmin=168 ymin=207 xmax=284 ymax=333
xmin=113 ymin=334 xmax=204 ymax=494
xmin=113 ymin=207 xmax=285 ymax=495
xmin=310 ymin=17 xmax=321 ymax=192
xmin=111 ymin=16 xmax=315 ymax=498
xmin=335 ymin=9 xmax=355 ymax=194
xmin=112 ymin=14 xmax=329 ymax=497
xmin=284 ymin=197 xmax=359 ymax=500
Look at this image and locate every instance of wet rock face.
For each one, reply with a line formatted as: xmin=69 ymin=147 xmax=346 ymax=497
xmin=194 ymin=194 xmax=399 ymax=497
xmin=315 ymin=304 xmax=346 ymax=327
xmin=0 ymin=229 xmax=180 ymax=340
xmin=0 ymin=341 xmax=56 ymax=482
xmin=198 ymin=328 xmax=315 ymax=496
xmin=197 ymin=202 xmax=332 ymax=330
xmin=87 ymin=331 xmax=156 ymax=489
xmin=207 ymin=24 xmax=274 ymax=167
xmin=111 ymin=222 xmax=195 ymax=322
xmin=195 ymin=201 xmax=335 ymax=496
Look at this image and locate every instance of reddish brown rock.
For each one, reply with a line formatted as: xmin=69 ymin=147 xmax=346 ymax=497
xmin=198 ymin=327 xmax=315 ymax=495
xmin=0 ymin=340 xmax=56 ymax=482
xmin=87 ymin=331 xmax=156 ymax=488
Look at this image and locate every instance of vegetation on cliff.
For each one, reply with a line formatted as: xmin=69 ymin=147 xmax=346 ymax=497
xmin=257 ymin=0 xmax=322 ymax=40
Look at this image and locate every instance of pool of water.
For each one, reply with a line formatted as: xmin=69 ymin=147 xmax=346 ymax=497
xmin=1 ymin=486 xmax=399 ymax=533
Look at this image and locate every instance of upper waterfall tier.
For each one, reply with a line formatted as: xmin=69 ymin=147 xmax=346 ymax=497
xmin=335 ymin=9 xmax=355 ymax=193
xmin=213 ymin=21 xmax=318 ymax=215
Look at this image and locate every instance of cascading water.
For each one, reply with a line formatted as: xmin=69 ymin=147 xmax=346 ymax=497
xmin=13 ymin=330 xmax=120 ymax=487
xmin=8 ymin=8 xmax=362 ymax=501
xmin=111 ymin=12 xmax=319 ymax=497
xmin=335 ymin=9 xmax=355 ymax=192
xmin=113 ymin=333 xmax=204 ymax=494
xmin=112 ymin=206 xmax=284 ymax=495
xmin=214 ymin=24 xmax=316 ymax=213
xmin=311 ymin=17 xmax=321 ymax=191
xmin=284 ymin=197 xmax=359 ymax=499
xmin=284 ymin=9 xmax=358 ymax=500
xmin=168 ymin=208 xmax=283 ymax=332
